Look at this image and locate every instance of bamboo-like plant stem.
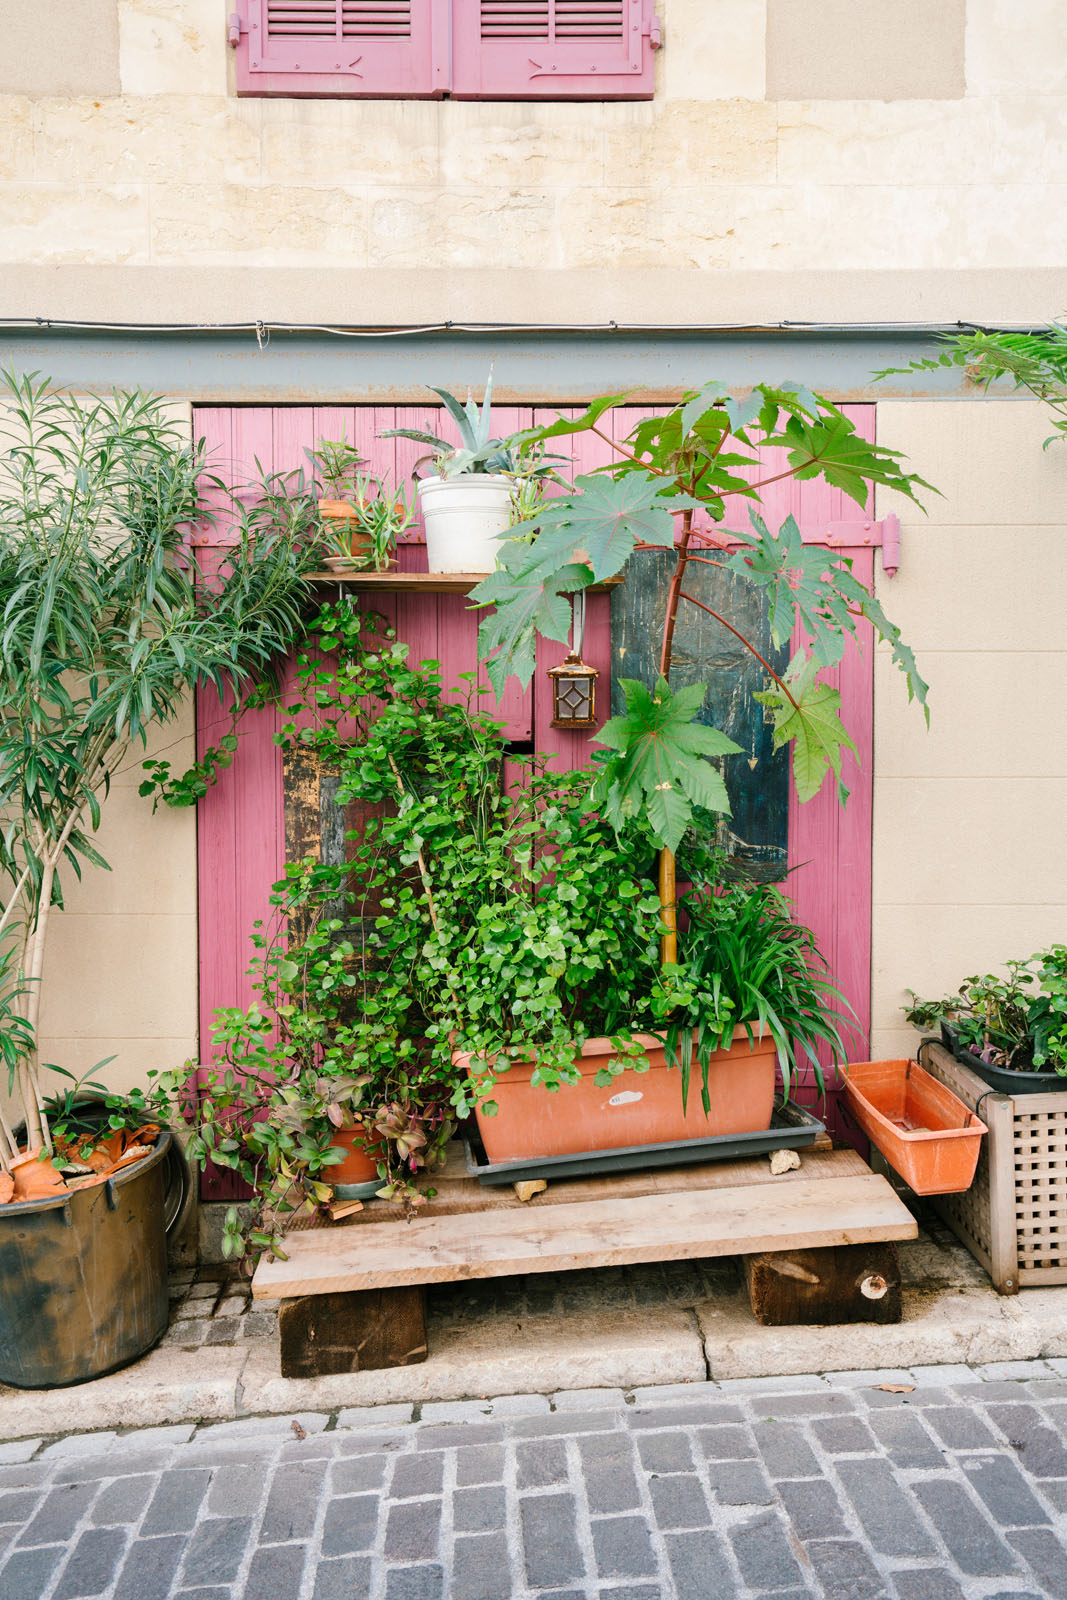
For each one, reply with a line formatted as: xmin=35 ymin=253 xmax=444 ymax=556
xmin=0 ymin=1102 xmax=18 ymax=1168
xmin=655 ymin=508 xmax=695 ymax=966
xmin=17 ymin=764 xmax=105 ymax=1148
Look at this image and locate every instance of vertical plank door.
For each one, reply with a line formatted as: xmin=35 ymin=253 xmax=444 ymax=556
xmin=193 ymin=401 xmax=880 ymax=1193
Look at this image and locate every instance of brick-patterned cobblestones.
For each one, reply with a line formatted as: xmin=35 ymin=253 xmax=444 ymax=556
xmin=1 ymin=1365 xmax=1067 ymax=1596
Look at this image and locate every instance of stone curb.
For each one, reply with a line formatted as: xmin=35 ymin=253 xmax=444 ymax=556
xmin=2 ymin=1256 xmax=1066 ymax=1441
xmin=5 ymin=1361 xmax=1067 ymax=1455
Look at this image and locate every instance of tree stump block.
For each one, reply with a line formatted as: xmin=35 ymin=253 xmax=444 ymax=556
xmin=744 ymin=1243 xmax=902 ymax=1326
xmin=278 ymin=1286 xmax=428 ymax=1378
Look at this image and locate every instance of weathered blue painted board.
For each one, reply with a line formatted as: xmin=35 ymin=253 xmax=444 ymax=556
xmin=610 ymin=551 xmax=788 ymax=881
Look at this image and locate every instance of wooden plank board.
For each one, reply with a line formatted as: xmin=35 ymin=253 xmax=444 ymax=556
xmin=254 ymin=1171 xmax=917 ymax=1298
xmin=307 ymin=572 xmax=622 ymax=594
xmin=282 ymin=1138 xmax=853 ymax=1231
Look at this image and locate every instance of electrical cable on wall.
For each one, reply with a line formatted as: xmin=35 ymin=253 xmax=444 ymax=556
xmin=0 ymin=318 xmax=1051 ymax=340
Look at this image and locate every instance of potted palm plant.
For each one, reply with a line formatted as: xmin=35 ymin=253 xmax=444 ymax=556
xmin=0 ymin=372 xmax=317 ymax=1385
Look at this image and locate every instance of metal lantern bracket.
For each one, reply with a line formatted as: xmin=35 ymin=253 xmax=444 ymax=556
xmin=548 ymin=591 xmax=599 ymax=730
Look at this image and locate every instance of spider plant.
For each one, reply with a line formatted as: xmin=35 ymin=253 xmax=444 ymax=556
xmin=667 ymin=879 xmax=853 ymax=1112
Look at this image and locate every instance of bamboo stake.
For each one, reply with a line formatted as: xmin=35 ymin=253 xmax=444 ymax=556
xmin=655 ymin=508 xmax=695 ymax=968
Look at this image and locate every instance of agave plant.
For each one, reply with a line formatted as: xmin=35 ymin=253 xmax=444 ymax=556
xmin=382 ymin=372 xmax=567 ymax=490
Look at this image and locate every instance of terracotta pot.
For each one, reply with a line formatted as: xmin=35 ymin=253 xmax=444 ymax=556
xmin=842 ymin=1058 xmax=986 ymax=1196
xmin=327 ymin=1124 xmax=379 ymax=1185
xmin=319 ymin=499 xmax=374 ymax=563
xmin=461 ymin=1027 xmax=777 ymax=1163
xmin=10 ymin=1148 xmax=67 ymax=1202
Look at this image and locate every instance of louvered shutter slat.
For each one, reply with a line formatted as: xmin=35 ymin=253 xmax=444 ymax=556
xmin=235 ymin=0 xmax=448 ymax=96
xmin=451 ymin=0 xmax=655 ymax=98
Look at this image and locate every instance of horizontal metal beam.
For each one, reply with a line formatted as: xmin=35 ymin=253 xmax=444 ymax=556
xmin=0 ymin=325 xmax=982 ymax=403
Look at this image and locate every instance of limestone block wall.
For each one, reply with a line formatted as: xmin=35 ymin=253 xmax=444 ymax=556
xmin=0 ymin=1 xmax=1064 ymax=319
xmin=872 ymin=399 xmax=1067 ymax=1061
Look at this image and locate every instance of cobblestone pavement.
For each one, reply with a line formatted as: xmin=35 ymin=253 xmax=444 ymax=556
xmin=3 ymin=1364 xmax=1067 ymax=1599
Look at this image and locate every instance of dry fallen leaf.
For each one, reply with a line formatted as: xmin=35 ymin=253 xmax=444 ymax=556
xmin=291 ymin=1419 xmax=308 ymax=1440
xmin=872 ymin=1383 xmax=915 ymax=1394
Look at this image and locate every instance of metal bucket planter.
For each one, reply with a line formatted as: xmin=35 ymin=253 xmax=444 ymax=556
xmin=0 ymin=1131 xmax=173 ymax=1389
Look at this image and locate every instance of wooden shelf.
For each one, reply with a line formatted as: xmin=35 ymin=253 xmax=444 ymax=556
xmin=307 ymin=571 xmax=623 ymax=595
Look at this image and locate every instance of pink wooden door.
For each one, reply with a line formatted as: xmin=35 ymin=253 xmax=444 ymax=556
xmin=192 ymin=402 xmax=879 ymax=1195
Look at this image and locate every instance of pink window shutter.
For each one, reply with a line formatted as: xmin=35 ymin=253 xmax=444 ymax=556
xmin=450 ymin=0 xmax=658 ymax=98
xmin=234 ymin=0 xmax=449 ymax=97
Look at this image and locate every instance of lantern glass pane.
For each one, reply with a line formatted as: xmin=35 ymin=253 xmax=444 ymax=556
xmin=557 ymin=674 xmax=592 ymax=720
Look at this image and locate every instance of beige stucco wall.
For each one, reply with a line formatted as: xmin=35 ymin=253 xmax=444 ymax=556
xmin=871 ymin=399 xmax=1067 ymax=1061
xmin=35 ymin=708 xmax=199 ymax=1101
xmin=2 ymin=4 xmax=1065 ymax=1099
xmin=0 ymin=0 xmax=1064 ymax=321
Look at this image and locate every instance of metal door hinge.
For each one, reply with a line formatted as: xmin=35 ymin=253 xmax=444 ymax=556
xmin=228 ymin=11 xmax=245 ymax=47
xmin=647 ymin=12 xmax=663 ymax=48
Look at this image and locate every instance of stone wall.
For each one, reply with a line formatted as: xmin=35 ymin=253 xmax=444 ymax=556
xmin=0 ymin=1 xmax=1064 ymax=319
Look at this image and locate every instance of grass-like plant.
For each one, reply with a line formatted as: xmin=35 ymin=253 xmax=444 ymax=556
xmin=668 ymin=878 xmax=852 ymax=1112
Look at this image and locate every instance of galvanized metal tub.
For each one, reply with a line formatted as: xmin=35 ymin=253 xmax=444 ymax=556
xmin=0 ymin=1131 xmax=172 ymax=1388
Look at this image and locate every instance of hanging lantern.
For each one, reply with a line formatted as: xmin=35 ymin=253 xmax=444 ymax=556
xmin=548 ymin=590 xmax=598 ymax=729
xmin=548 ymin=651 xmax=599 ymax=729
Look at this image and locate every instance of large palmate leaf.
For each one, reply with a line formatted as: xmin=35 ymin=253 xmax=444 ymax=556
xmin=471 ymin=473 xmax=678 ymax=692
xmin=474 ymin=561 xmax=594 ymax=698
xmin=526 ymin=472 xmax=677 ymax=580
xmin=755 ymin=654 xmax=857 ymax=804
xmin=513 ymin=392 xmax=635 ymax=445
xmin=727 ymin=512 xmax=930 ymax=717
xmin=763 ymin=411 xmax=936 ymax=510
xmin=678 ymin=383 xmax=764 ymax=440
xmin=591 ymin=677 xmax=741 ymax=853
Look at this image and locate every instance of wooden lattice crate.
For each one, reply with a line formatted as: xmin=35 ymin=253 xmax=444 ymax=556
xmin=920 ymin=1041 xmax=1067 ymax=1293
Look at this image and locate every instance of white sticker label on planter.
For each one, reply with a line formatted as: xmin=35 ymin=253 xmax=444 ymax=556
xmin=608 ymin=1091 xmax=644 ymax=1107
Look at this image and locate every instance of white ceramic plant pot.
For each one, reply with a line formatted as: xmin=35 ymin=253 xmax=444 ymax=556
xmin=417 ymin=474 xmax=514 ymax=574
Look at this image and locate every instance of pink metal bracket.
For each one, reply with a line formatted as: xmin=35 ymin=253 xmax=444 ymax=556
xmin=880 ymin=512 xmax=902 ymax=578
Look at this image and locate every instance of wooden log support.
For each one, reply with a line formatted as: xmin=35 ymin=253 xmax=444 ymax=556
xmin=744 ymin=1243 xmax=902 ymax=1326
xmin=278 ymin=1287 xmax=428 ymax=1378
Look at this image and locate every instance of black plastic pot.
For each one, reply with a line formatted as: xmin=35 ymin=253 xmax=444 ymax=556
xmin=0 ymin=1132 xmax=172 ymax=1389
xmin=941 ymin=1021 xmax=1067 ymax=1096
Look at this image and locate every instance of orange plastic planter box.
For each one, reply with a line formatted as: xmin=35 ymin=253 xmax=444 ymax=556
xmin=461 ymin=1029 xmax=777 ymax=1164
xmin=842 ymin=1059 xmax=987 ymax=1196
